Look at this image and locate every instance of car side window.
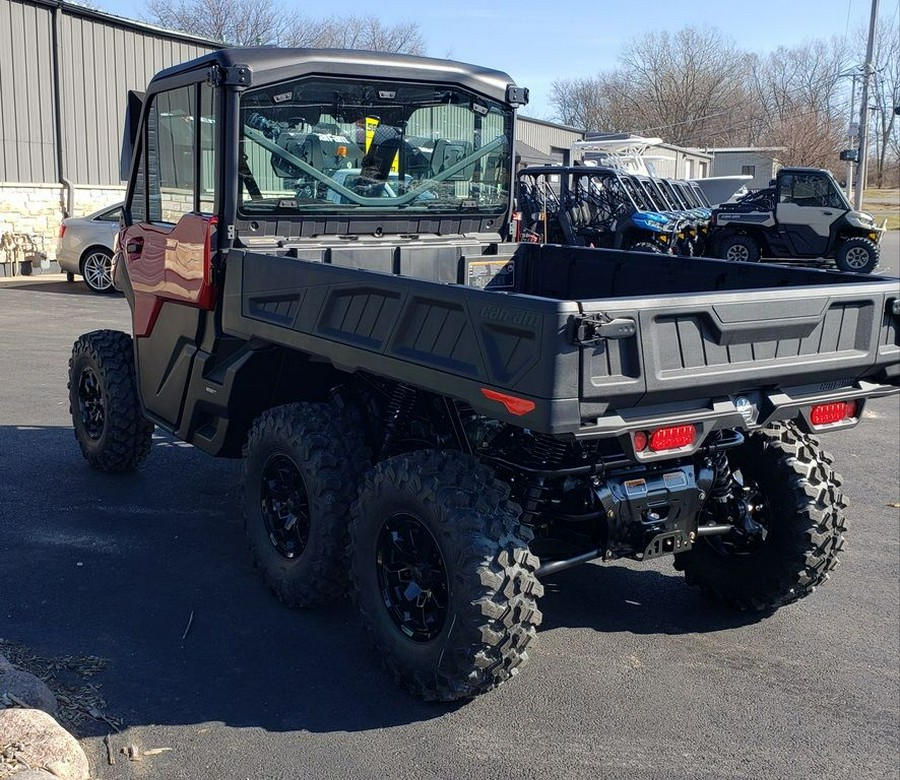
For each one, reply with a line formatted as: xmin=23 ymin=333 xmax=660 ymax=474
xmin=147 ymin=85 xmax=196 ymax=224
xmin=199 ymin=82 xmax=217 ymax=214
xmin=778 ymin=174 xmax=794 ymax=203
xmin=96 ymin=207 xmax=123 ymax=223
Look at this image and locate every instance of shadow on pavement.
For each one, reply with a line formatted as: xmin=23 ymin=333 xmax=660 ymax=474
xmin=539 ymin=563 xmax=765 ymax=635
xmin=0 ymin=279 xmax=120 ymax=297
xmin=1 ymin=423 xmax=759 ymax=738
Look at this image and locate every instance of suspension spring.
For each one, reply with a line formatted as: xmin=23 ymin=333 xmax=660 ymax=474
xmin=707 ymin=431 xmax=735 ymax=502
xmin=380 ymin=383 xmax=416 ymax=459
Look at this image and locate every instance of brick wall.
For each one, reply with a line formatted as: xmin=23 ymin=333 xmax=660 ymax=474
xmin=0 ymin=183 xmax=125 ymax=275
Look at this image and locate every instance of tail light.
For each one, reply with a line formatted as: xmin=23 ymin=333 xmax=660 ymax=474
xmin=649 ymin=425 xmax=696 ymax=452
xmin=58 ymin=224 xmax=67 ymax=239
xmin=810 ymin=401 xmax=857 ymax=426
xmin=633 ymin=424 xmax=696 ymax=453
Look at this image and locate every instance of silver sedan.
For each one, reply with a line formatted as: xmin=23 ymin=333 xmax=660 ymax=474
xmin=56 ymin=203 xmax=122 ymax=293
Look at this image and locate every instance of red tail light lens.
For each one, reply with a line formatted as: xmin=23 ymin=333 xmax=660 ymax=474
xmin=649 ymin=424 xmax=696 ymax=452
xmin=633 ymin=430 xmax=649 ymax=452
xmin=480 ymin=388 xmax=535 ymax=416
xmin=58 ymin=224 xmax=67 ymax=239
xmin=810 ymin=401 xmax=857 ymax=426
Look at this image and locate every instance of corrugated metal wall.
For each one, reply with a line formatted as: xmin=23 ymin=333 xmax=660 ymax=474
xmin=516 ymin=118 xmax=583 ymax=159
xmin=0 ymin=0 xmax=57 ymax=183
xmin=0 ymin=0 xmax=216 ymax=185
xmin=58 ymin=13 xmax=214 ymax=185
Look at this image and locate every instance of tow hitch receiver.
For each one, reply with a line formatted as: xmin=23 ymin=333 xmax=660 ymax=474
xmin=594 ymin=463 xmax=715 ymax=561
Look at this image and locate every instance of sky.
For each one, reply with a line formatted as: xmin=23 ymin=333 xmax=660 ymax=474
xmin=91 ymin=0 xmax=896 ymax=119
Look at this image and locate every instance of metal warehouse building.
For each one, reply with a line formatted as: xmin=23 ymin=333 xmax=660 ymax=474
xmin=0 ymin=0 xmax=218 ymax=271
xmin=0 ymin=0 xmax=583 ymax=272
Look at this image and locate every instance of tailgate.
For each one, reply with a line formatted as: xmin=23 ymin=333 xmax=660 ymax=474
xmin=579 ymin=284 xmax=899 ymax=408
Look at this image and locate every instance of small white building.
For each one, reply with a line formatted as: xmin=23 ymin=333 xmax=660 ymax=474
xmin=705 ymin=148 xmax=785 ymax=190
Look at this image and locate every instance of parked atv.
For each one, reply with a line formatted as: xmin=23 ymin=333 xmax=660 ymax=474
xmin=708 ymin=167 xmax=884 ymax=273
xmin=516 ymin=166 xmax=681 ymax=253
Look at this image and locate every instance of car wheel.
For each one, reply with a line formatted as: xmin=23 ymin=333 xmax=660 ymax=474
xmin=835 ymin=236 xmax=878 ymax=273
xmin=673 ymin=422 xmax=845 ymax=611
xmin=349 ymin=450 xmax=543 ymax=701
xmin=718 ymin=234 xmax=761 ymax=263
xmin=81 ymin=248 xmax=115 ymax=294
xmin=68 ymin=330 xmax=154 ymax=472
xmin=242 ymin=402 xmax=369 ymax=607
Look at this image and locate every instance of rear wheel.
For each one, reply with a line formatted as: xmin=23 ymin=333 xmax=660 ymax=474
xmin=674 ymin=422 xmax=846 ymax=611
xmin=349 ymin=450 xmax=542 ymax=701
xmin=718 ymin=233 xmax=761 ymax=263
xmin=242 ymin=402 xmax=368 ymax=607
xmin=68 ymin=330 xmax=153 ymax=472
xmin=835 ymin=236 xmax=878 ymax=273
xmin=81 ymin=247 xmax=114 ymax=294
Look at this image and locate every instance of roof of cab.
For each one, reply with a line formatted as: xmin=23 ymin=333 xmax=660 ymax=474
xmin=148 ymin=47 xmax=519 ymax=104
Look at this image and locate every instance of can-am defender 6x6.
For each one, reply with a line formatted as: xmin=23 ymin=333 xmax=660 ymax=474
xmin=68 ymin=48 xmax=899 ymax=701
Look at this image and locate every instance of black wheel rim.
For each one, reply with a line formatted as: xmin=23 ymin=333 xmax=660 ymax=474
xmin=77 ymin=366 xmax=104 ymax=440
xmin=376 ymin=513 xmax=449 ymax=643
xmin=260 ymin=454 xmax=311 ymax=559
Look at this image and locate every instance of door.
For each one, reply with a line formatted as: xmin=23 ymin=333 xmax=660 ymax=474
xmin=121 ymin=79 xmax=219 ymax=428
xmin=775 ymin=172 xmax=845 ymax=256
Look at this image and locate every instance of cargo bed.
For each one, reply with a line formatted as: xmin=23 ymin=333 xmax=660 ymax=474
xmin=221 ymin=242 xmax=899 ymax=437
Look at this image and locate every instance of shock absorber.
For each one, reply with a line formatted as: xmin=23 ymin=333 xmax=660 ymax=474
xmin=707 ymin=431 xmax=735 ymax=502
xmin=518 ymin=433 xmax=568 ymax=527
xmin=379 ymin=383 xmax=416 ymax=459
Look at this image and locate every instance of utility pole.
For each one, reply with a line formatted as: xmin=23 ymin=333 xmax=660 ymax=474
xmin=854 ymin=0 xmax=879 ymax=210
xmin=846 ymin=74 xmax=857 ymax=201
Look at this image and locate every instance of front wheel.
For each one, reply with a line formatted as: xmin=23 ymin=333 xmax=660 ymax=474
xmin=835 ymin=236 xmax=878 ymax=273
xmin=718 ymin=233 xmax=761 ymax=263
xmin=349 ymin=451 xmax=543 ymax=701
xmin=68 ymin=330 xmax=154 ymax=472
xmin=674 ymin=422 xmax=846 ymax=611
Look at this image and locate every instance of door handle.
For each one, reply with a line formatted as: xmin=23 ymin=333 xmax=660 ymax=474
xmin=822 ymin=210 xmax=834 ymax=215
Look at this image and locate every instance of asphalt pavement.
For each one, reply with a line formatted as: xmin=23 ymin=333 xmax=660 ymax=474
xmin=0 ymin=243 xmax=898 ymax=780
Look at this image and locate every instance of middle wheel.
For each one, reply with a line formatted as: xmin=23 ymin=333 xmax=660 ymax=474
xmin=349 ymin=450 xmax=543 ymax=701
xmin=242 ymin=402 xmax=368 ymax=607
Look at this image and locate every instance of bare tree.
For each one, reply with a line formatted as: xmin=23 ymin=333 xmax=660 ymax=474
xmin=145 ymin=0 xmax=285 ymax=45
xmin=748 ymin=37 xmax=850 ymax=168
xmin=865 ymin=15 xmax=900 ymax=186
xmin=550 ymin=27 xmax=753 ymax=145
xmin=549 ymin=76 xmax=606 ymax=129
xmin=144 ymin=1 xmax=425 ymax=54
xmin=283 ymin=15 xmax=425 ymax=54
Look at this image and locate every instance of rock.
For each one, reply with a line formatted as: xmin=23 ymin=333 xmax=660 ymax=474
xmin=8 ymin=771 xmax=58 ymax=779
xmin=0 ymin=653 xmax=12 ymax=670
xmin=0 ymin=668 xmax=58 ymax=716
xmin=0 ymin=709 xmax=89 ymax=780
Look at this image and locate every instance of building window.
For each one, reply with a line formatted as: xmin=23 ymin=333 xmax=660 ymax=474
xmin=741 ymin=164 xmax=756 ymax=177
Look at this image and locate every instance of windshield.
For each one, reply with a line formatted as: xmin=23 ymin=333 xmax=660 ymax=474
xmin=238 ymin=76 xmax=513 ymax=217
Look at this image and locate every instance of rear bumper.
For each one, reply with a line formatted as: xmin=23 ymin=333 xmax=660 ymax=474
xmin=55 ymin=243 xmax=80 ymax=274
